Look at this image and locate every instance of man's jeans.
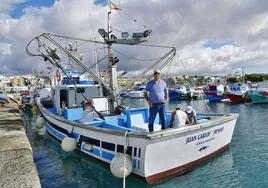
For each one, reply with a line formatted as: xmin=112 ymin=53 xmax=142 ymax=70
xmin=148 ymin=103 xmax=167 ymax=132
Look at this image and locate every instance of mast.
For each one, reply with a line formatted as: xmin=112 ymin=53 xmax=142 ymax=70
xmin=107 ymin=6 xmax=118 ymax=113
xmin=242 ymin=67 xmax=245 ymax=83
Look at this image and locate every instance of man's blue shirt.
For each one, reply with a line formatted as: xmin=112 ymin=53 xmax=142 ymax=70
xmin=145 ymin=80 xmax=167 ymax=103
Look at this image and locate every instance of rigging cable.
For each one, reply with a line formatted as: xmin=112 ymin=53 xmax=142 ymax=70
xmin=113 ymin=48 xmax=163 ymax=61
xmin=121 ymin=52 xmax=175 ymax=97
xmin=176 ymin=53 xmax=212 ymax=114
xmin=26 ymin=37 xmax=105 ymax=121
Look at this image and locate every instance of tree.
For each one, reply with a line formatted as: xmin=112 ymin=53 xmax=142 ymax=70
xmin=227 ymin=77 xmax=237 ymax=83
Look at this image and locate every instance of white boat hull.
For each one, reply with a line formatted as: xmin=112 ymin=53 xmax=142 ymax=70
xmin=40 ymin=104 xmax=238 ymax=183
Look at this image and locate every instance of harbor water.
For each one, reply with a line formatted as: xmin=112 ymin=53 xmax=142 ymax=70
xmin=25 ymin=99 xmax=268 ymax=188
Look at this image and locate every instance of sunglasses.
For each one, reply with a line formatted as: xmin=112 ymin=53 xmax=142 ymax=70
xmin=154 ymin=72 xmax=160 ymax=75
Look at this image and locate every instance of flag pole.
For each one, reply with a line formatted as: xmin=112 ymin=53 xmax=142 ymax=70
xmin=107 ymin=1 xmax=111 ymax=39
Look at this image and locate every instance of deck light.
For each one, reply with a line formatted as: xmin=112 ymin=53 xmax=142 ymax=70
xmin=112 ymin=57 xmax=119 ymax=65
xmin=143 ymin=29 xmax=152 ymax=38
xmin=98 ymin=28 xmax=108 ymax=39
xmin=121 ymin=32 xmax=129 ymax=39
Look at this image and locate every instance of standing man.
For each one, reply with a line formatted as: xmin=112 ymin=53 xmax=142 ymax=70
xmin=144 ymin=69 xmax=168 ymax=132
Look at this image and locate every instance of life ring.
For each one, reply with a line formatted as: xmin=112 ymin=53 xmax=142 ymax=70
xmin=56 ymin=70 xmax=61 ymax=81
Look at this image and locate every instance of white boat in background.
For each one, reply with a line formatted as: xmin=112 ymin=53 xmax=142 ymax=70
xmin=193 ymin=86 xmax=206 ymax=100
xmin=26 ymin=2 xmax=239 ymax=184
xmin=125 ymin=86 xmax=146 ymax=98
xmin=176 ymin=85 xmax=193 ymax=100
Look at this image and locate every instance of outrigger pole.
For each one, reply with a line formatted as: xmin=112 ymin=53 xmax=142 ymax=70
xmin=41 ymin=33 xmax=114 ymax=97
xmin=26 ymin=1 xmax=176 ymax=115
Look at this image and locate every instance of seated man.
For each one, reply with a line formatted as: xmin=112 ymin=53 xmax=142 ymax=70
xmin=169 ymin=105 xmax=190 ymax=128
xmin=185 ymin=106 xmax=197 ymax=124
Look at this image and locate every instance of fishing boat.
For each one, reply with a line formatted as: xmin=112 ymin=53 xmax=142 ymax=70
xmin=204 ymin=84 xmax=225 ymax=102
xmin=176 ymin=85 xmax=193 ymax=100
xmin=0 ymin=93 xmax=9 ymax=105
xmin=165 ymin=78 xmax=179 ymax=100
xmin=26 ymin=3 xmax=239 ymax=184
xmin=246 ymin=81 xmax=268 ymax=103
xmin=192 ymin=86 xmax=206 ymax=100
xmin=168 ymin=85 xmax=192 ymax=100
xmin=226 ymin=84 xmax=251 ymax=103
xmin=168 ymin=87 xmax=180 ymax=100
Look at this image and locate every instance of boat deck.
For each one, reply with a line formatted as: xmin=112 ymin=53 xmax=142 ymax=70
xmin=47 ymin=107 xmax=211 ymax=133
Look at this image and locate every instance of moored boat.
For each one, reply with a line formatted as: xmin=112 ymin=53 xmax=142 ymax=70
xmin=247 ymin=81 xmax=268 ymax=103
xmin=125 ymin=86 xmax=145 ymax=99
xmin=177 ymin=85 xmax=193 ymax=100
xmin=26 ymin=2 xmax=239 ymax=183
xmin=193 ymin=86 xmax=206 ymax=100
xmin=0 ymin=93 xmax=9 ymax=104
xmin=168 ymin=87 xmax=180 ymax=100
xmin=226 ymin=84 xmax=251 ymax=103
xmin=204 ymin=84 xmax=225 ymax=102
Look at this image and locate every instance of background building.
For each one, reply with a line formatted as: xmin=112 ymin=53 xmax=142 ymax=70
xmin=11 ymin=77 xmax=25 ymax=86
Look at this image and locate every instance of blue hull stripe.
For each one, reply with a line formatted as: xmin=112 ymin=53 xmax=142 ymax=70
xmin=102 ymin=151 xmax=115 ymax=161
xmin=45 ymin=123 xmax=66 ymax=140
xmin=81 ymin=144 xmax=101 ymax=157
xmin=44 ymin=118 xmax=70 ymax=136
xmin=133 ymin=159 xmax=136 ymax=169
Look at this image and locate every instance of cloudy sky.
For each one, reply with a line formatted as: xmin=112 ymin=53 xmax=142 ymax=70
xmin=0 ymin=0 xmax=268 ymax=77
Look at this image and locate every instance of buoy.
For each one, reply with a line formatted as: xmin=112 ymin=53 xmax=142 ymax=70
xmin=110 ymin=153 xmax=133 ymax=178
xmin=35 ymin=116 xmax=45 ymax=129
xmin=61 ymin=137 xmax=77 ymax=152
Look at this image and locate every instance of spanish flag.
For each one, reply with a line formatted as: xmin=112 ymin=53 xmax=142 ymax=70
xmin=110 ymin=1 xmax=122 ymax=11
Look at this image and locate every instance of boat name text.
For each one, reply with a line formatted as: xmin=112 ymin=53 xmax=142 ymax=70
xmin=185 ymin=127 xmax=224 ymax=144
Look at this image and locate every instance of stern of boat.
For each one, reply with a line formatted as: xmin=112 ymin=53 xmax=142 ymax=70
xmin=142 ymin=113 xmax=238 ymax=183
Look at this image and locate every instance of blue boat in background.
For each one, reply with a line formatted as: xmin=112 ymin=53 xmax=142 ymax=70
xmin=168 ymin=88 xmax=180 ymax=100
xmin=204 ymin=84 xmax=225 ymax=102
xmin=168 ymin=85 xmax=193 ymax=100
xmin=0 ymin=93 xmax=9 ymax=104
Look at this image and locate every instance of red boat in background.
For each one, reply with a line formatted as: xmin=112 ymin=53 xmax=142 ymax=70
xmin=225 ymin=84 xmax=251 ymax=103
xmin=20 ymin=90 xmax=30 ymax=96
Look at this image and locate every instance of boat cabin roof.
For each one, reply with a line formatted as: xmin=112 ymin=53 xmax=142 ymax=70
xmin=56 ymin=84 xmax=100 ymax=88
xmin=258 ymin=82 xmax=268 ymax=88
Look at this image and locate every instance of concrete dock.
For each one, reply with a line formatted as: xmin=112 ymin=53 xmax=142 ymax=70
xmin=0 ymin=103 xmax=41 ymax=188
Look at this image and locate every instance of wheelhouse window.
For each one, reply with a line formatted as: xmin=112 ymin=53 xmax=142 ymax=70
xmin=77 ymin=88 xmax=85 ymax=93
xmin=60 ymin=89 xmax=68 ymax=108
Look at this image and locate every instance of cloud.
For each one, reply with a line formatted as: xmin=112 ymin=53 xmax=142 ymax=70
xmin=1 ymin=0 xmax=268 ymax=76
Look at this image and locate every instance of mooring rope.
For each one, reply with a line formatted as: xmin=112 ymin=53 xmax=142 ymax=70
xmin=123 ymin=131 xmax=128 ymax=188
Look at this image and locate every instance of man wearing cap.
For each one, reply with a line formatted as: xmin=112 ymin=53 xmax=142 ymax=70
xmin=169 ymin=105 xmax=190 ymax=128
xmin=144 ymin=69 xmax=168 ymax=132
xmin=185 ymin=106 xmax=197 ymax=124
